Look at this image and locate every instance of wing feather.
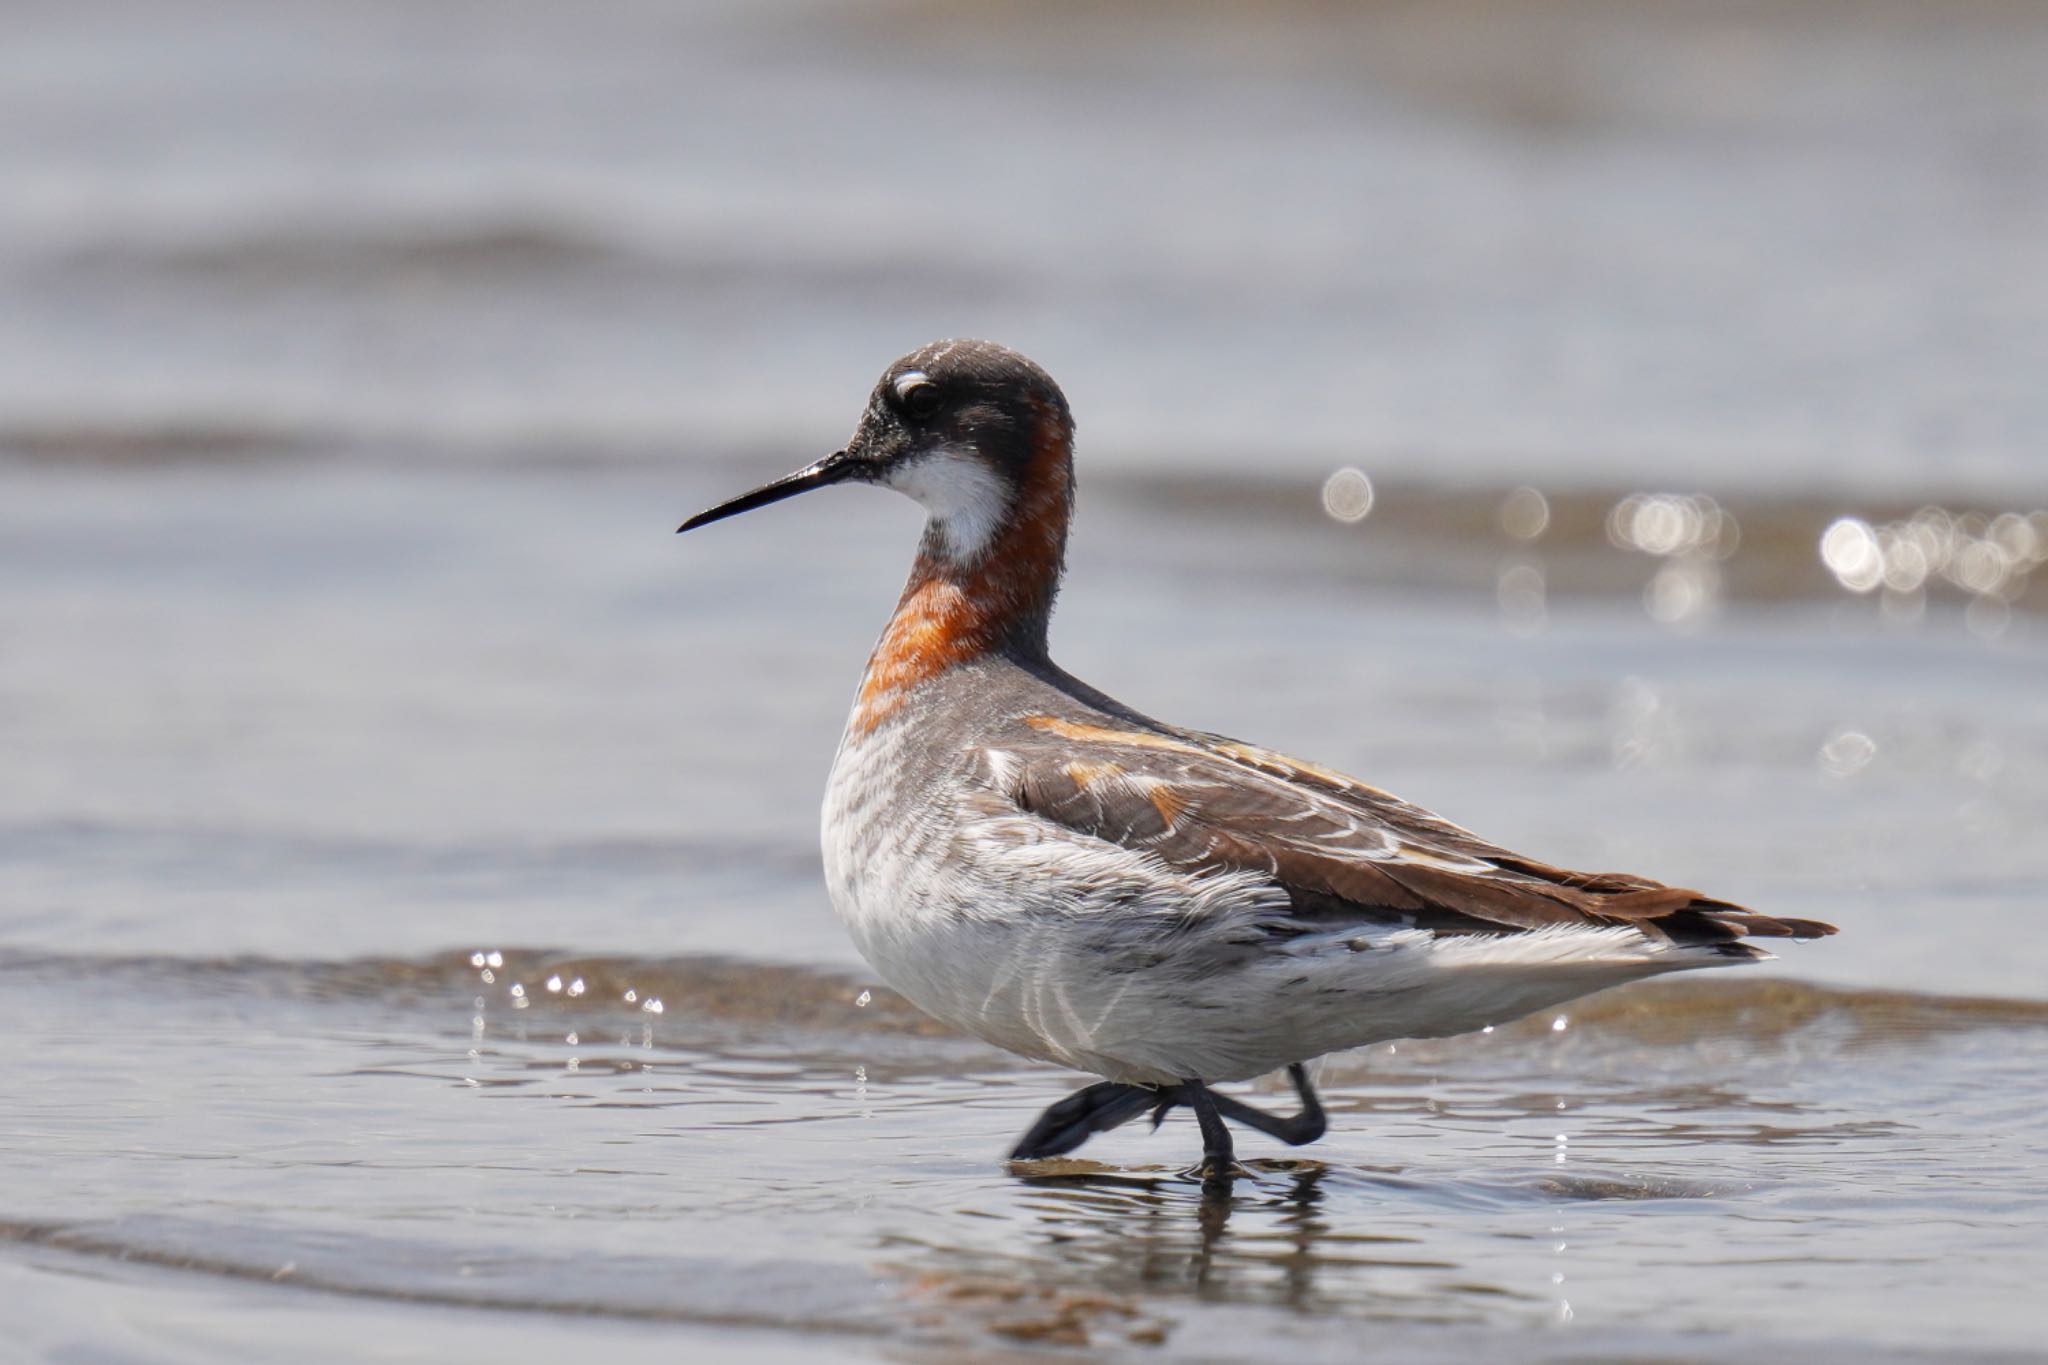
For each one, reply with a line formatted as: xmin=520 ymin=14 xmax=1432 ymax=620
xmin=998 ymin=716 xmax=1836 ymax=944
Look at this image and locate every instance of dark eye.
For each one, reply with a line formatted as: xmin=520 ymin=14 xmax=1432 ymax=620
xmin=893 ymin=372 xmax=943 ymax=420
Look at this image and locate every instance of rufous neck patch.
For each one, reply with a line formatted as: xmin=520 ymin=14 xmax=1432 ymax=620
xmin=851 ymin=412 xmax=1072 ymax=733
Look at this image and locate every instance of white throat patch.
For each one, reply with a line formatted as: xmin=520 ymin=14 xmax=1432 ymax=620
xmin=884 ymin=448 xmax=1012 ymax=562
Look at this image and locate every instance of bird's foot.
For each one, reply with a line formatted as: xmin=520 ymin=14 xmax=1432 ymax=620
xmin=1010 ymin=1080 xmax=1166 ymax=1160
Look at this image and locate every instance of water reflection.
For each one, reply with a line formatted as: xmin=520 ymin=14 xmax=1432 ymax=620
xmin=1496 ymin=556 xmax=1547 ymax=633
xmin=1819 ymin=727 xmax=1879 ymax=779
xmin=1320 ymin=467 xmax=1376 ymax=523
xmin=1499 ymin=486 xmax=1551 ymax=542
xmin=1300 ymin=470 xmax=2043 ymax=636
xmin=1821 ymin=506 xmax=2048 ymax=637
xmin=970 ymin=1149 xmax=1763 ymax=1339
xmin=8 ymin=945 xmax=2048 ymax=1352
xmin=1607 ymin=493 xmax=1741 ymax=561
xmin=1005 ymin=1161 xmax=1470 ymax=1317
xmin=1604 ymin=492 xmax=1738 ymax=628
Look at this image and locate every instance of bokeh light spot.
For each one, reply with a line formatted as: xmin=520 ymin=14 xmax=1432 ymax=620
xmin=1320 ymin=467 xmax=1375 ymax=523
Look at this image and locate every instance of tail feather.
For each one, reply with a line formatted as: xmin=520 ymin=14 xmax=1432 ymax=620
xmin=1686 ymin=900 xmax=1838 ymax=942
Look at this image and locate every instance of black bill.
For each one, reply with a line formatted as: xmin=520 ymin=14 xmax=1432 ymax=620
xmin=677 ymin=450 xmax=863 ymax=534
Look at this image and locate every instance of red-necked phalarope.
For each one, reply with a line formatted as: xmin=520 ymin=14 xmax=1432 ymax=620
xmin=680 ymin=338 xmax=1835 ymax=1192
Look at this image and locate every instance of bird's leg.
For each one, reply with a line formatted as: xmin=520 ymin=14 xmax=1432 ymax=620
xmin=1010 ymin=1080 xmax=1174 ymax=1160
xmin=1276 ymin=1062 xmax=1328 ymax=1141
xmin=1011 ymin=1064 xmax=1323 ymax=1174
xmin=1210 ymin=1063 xmax=1326 ymax=1146
xmin=1181 ymin=1081 xmax=1237 ymax=1195
xmin=1150 ymin=1062 xmax=1328 ymax=1147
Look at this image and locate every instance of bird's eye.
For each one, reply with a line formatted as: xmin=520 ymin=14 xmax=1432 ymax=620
xmin=893 ymin=372 xmax=943 ymax=420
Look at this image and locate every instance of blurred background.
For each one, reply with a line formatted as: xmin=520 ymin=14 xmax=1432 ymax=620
xmin=4 ymin=2 xmax=2046 ymax=1361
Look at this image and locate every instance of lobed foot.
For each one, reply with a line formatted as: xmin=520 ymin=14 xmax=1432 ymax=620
xmin=1010 ymin=1080 xmax=1167 ymax=1160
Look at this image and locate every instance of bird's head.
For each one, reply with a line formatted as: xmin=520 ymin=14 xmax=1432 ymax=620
xmin=680 ymin=339 xmax=1073 ymax=565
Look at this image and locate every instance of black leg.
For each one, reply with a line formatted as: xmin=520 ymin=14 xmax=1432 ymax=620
xmin=1287 ymin=1062 xmax=1326 ymax=1133
xmin=1010 ymin=1080 xmax=1171 ymax=1160
xmin=1181 ymin=1081 xmax=1236 ymax=1194
xmin=1009 ymin=1064 xmax=1326 ymax=1173
xmin=1150 ymin=1063 xmax=1327 ymax=1147
xmin=1213 ymin=1063 xmax=1326 ymax=1146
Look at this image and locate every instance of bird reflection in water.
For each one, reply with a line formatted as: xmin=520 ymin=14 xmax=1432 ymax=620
xmin=1008 ymin=1160 xmax=1418 ymax=1313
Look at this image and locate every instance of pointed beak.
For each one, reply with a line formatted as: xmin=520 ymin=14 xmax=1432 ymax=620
xmin=677 ymin=450 xmax=863 ymax=534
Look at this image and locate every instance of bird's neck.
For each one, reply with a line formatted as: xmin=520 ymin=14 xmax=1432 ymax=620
xmin=850 ymin=446 xmax=1073 ymax=734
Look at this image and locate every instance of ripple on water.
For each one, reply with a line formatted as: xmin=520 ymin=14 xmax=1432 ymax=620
xmin=2 ymin=947 xmax=2046 ymax=1356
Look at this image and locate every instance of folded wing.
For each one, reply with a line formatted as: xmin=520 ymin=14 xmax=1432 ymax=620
xmin=994 ymin=715 xmax=1836 ymax=946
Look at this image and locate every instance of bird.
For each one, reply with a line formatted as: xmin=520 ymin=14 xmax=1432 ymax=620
xmin=678 ymin=338 xmax=1835 ymax=1193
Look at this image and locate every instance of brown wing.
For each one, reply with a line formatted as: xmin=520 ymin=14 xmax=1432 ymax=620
xmin=998 ymin=715 xmax=1836 ymax=945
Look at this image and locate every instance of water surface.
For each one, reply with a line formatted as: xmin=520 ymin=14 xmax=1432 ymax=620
xmin=5 ymin=0 xmax=2048 ymax=1356
xmin=4 ymin=462 xmax=2046 ymax=1359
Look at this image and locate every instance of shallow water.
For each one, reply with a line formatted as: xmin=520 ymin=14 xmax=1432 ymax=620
xmin=4 ymin=949 xmax=2047 ymax=1360
xmin=4 ymin=461 xmax=2047 ymax=1359
xmin=6 ymin=0 xmax=2048 ymax=1356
